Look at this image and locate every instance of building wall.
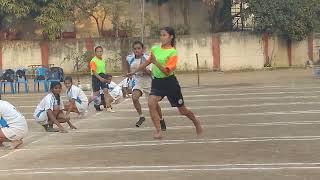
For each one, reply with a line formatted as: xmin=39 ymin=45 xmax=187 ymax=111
xmin=314 ymin=33 xmax=320 ymax=61
xmin=269 ymin=36 xmax=289 ymax=67
xmin=0 ymin=32 xmax=311 ymax=74
xmin=48 ymin=39 xmax=87 ymax=72
xmin=175 ymin=35 xmax=213 ymax=71
xmin=220 ymin=32 xmax=264 ymax=71
xmin=292 ymin=39 xmax=308 ymax=66
xmin=2 ymin=41 xmax=42 ymax=70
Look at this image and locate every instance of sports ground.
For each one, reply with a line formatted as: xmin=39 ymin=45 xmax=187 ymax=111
xmin=0 ymin=69 xmax=320 ymax=180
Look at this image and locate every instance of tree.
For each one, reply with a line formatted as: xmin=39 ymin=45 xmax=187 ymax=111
xmin=202 ymin=0 xmax=217 ymax=6
xmin=73 ymin=0 xmax=109 ymax=36
xmin=145 ymin=0 xmax=169 ymax=26
xmin=0 ymin=0 xmax=75 ymax=40
xmin=110 ymin=0 xmax=129 ymax=37
xmin=181 ymin=0 xmax=190 ymax=30
xmin=0 ymin=0 xmax=35 ymax=18
xmin=0 ymin=0 xmax=36 ymax=32
xmin=145 ymin=0 xmax=168 ymax=5
xmin=74 ymin=0 xmax=129 ymax=37
xmin=177 ymin=0 xmax=190 ymax=33
xmin=145 ymin=0 xmax=191 ymax=34
xmin=35 ymin=0 xmax=75 ymax=40
xmin=203 ymin=0 xmax=233 ymax=32
xmin=244 ymin=0 xmax=320 ymax=41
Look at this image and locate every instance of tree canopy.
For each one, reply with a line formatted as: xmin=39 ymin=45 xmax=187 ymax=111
xmin=244 ymin=0 xmax=320 ymax=40
xmin=0 ymin=0 xmax=319 ymax=40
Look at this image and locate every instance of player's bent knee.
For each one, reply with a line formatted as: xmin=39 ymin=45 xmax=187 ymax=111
xmin=178 ymin=106 xmax=189 ymax=116
xmin=132 ymin=95 xmax=139 ymax=102
xmin=148 ymin=100 xmax=157 ymax=109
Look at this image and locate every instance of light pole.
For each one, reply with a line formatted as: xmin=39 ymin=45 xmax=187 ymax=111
xmin=141 ymin=0 xmax=145 ymax=43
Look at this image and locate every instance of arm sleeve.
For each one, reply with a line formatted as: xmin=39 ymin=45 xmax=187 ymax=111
xmin=60 ymin=100 xmax=64 ymax=110
xmin=44 ymin=96 xmax=55 ymax=111
xmin=90 ymin=61 xmax=96 ymax=72
xmin=165 ymin=55 xmax=178 ymax=73
xmin=146 ymin=52 xmax=153 ymax=63
xmin=71 ymin=87 xmax=79 ymax=100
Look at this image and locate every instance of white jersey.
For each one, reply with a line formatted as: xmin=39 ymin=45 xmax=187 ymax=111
xmin=130 ymin=58 xmax=151 ymax=78
xmin=99 ymin=89 xmax=104 ymax=95
xmin=66 ymin=85 xmax=88 ymax=104
xmin=118 ymin=78 xmax=128 ymax=88
xmin=127 ymin=53 xmax=151 ymax=76
xmin=108 ymin=81 xmax=122 ymax=96
xmin=0 ymin=100 xmax=28 ymax=140
xmin=118 ymin=77 xmax=135 ymax=88
xmin=0 ymin=100 xmax=26 ymax=128
xmin=127 ymin=54 xmax=152 ymax=93
xmin=34 ymin=93 xmax=63 ymax=118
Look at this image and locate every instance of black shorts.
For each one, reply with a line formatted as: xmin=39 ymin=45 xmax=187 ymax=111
xmin=150 ymin=75 xmax=184 ymax=107
xmin=92 ymin=75 xmax=107 ymax=92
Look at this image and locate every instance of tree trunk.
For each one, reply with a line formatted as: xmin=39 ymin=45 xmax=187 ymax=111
xmin=112 ymin=3 xmax=121 ymax=37
xmin=221 ymin=0 xmax=232 ymax=31
xmin=120 ymin=38 xmax=130 ymax=73
xmin=210 ymin=0 xmax=232 ymax=33
xmin=182 ymin=0 xmax=190 ymax=31
xmin=92 ymin=16 xmax=102 ymax=36
xmin=158 ymin=1 xmax=161 ymax=25
xmin=240 ymin=1 xmax=244 ymax=30
xmin=101 ymin=12 xmax=107 ymax=34
xmin=168 ymin=0 xmax=175 ymax=26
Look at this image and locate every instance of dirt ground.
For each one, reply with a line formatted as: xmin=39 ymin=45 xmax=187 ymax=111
xmin=0 ymin=68 xmax=320 ymax=180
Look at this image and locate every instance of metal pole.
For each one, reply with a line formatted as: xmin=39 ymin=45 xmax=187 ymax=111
xmin=141 ymin=0 xmax=145 ymax=43
xmin=76 ymin=58 xmax=80 ymax=85
xmin=196 ymin=53 xmax=200 ymax=87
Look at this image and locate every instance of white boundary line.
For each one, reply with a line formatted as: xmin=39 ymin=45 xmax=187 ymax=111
xmin=28 ymin=120 xmax=320 ymax=133
xmin=2 ymin=162 xmax=320 ymax=175
xmin=5 ymin=85 xmax=320 ymax=97
xmin=0 ymin=150 xmax=19 ymax=159
xmin=185 ymin=86 xmax=320 ymax=92
xmin=98 ymin=101 xmax=320 ymax=112
xmin=17 ymin=136 xmax=320 ymax=150
xmin=135 ymin=95 xmax=320 ymax=105
xmin=1 ymin=167 xmax=320 ymax=175
xmin=21 ymin=120 xmax=320 ymax=135
xmin=17 ymin=95 xmax=320 ymax=108
xmin=22 ymin=101 xmax=320 ymax=113
xmin=23 ymin=109 xmax=320 ymax=120
xmin=183 ymin=90 xmax=320 ymax=98
xmin=3 ymin=87 xmax=320 ymax=99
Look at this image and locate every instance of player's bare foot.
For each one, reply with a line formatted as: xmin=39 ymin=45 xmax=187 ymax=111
xmin=153 ymin=131 xmax=162 ymax=140
xmin=106 ymin=107 xmax=115 ymax=113
xmin=59 ymin=128 xmax=68 ymax=133
xmin=70 ymin=125 xmax=77 ymax=130
xmin=78 ymin=112 xmax=86 ymax=119
xmin=10 ymin=139 xmax=23 ymax=149
xmin=0 ymin=142 xmax=5 ymax=149
xmin=195 ymin=121 xmax=203 ymax=136
xmin=196 ymin=125 xmax=203 ymax=136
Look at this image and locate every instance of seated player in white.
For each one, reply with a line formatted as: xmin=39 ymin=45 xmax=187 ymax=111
xmin=93 ymin=88 xmax=107 ymax=111
xmin=63 ymin=76 xmax=88 ymax=118
xmin=104 ymin=74 xmax=123 ymax=112
xmin=34 ymin=82 xmax=76 ymax=133
xmin=0 ymin=95 xmax=28 ymax=149
xmin=118 ymin=77 xmax=135 ymax=98
xmin=91 ymin=75 xmax=128 ymax=112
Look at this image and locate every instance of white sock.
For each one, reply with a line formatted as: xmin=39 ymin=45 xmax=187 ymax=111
xmin=139 ymin=114 xmax=144 ymax=118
